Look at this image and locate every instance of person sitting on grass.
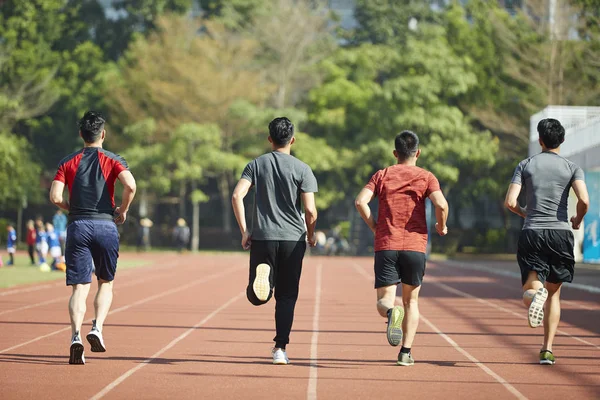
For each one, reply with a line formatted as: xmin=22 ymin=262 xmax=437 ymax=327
xmin=46 ymin=223 xmax=64 ymax=270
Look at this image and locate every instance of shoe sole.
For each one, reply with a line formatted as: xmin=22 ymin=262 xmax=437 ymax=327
xmin=396 ymin=361 xmax=414 ymax=366
xmin=273 ymin=360 xmax=289 ymax=365
xmin=253 ymin=264 xmax=271 ymax=302
xmin=528 ymin=287 xmax=548 ymax=328
xmin=540 ymin=359 xmax=555 ymax=365
xmin=387 ymin=306 xmax=404 ymax=346
xmin=86 ymin=332 xmax=106 ymax=352
xmin=69 ymin=342 xmax=85 ymax=365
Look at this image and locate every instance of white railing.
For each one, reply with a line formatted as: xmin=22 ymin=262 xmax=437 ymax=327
xmin=530 ymin=106 xmax=600 ymax=141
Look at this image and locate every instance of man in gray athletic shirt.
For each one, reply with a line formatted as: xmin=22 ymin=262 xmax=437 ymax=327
xmin=505 ymin=118 xmax=589 ymax=365
xmin=232 ymin=117 xmax=318 ymax=365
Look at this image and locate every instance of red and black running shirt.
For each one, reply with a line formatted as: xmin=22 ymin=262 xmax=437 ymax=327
xmin=54 ymin=147 xmax=129 ymax=222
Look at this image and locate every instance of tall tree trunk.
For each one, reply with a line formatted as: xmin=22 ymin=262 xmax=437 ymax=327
xmin=178 ymin=182 xmax=187 ymax=218
xmin=218 ymin=174 xmax=232 ymax=233
xmin=191 ymin=181 xmax=200 ymax=252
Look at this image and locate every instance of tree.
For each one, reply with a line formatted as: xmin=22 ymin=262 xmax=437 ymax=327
xmin=0 ymin=133 xmax=42 ymax=207
xmin=108 ymin=16 xmax=271 ymax=232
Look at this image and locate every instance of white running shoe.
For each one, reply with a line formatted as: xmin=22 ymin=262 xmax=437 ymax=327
xmin=272 ymin=348 xmax=289 ymax=365
xmin=86 ymin=320 xmax=106 ymax=352
xmin=528 ymin=287 xmax=548 ymax=328
xmin=69 ymin=333 xmax=85 ymax=365
xmin=253 ymin=264 xmax=271 ymax=302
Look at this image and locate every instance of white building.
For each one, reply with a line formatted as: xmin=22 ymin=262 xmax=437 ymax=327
xmin=529 ymin=106 xmax=600 ymax=262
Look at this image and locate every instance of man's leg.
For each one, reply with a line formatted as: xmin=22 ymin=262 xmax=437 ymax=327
xmin=376 ymin=285 xmax=397 ymax=317
xmin=247 ymin=240 xmax=275 ymax=306
xmin=542 ymin=282 xmax=562 ymax=353
xmin=272 ymin=241 xmax=305 ymax=354
xmin=522 ymin=270 xmax=544 ymax=307
xmin=94 ymin=279 xmax=113 ymax=332
xmin=69 ymin=283 xmax=91 ymax=337
xmin=400 ymin=283 xmax=421 ymax=349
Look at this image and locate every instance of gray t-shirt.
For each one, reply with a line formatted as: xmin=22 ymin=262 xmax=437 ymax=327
xmin=241 ymin=151 xmax=318 ymax=241
xmin=511 ymin=152 xmax=584 ymax=230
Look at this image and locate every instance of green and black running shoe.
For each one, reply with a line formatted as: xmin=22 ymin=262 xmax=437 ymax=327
xmin=539 ymin=350 xmax=555 ymax=365
xmin=386 ymin=306 xmax=404 ymax=346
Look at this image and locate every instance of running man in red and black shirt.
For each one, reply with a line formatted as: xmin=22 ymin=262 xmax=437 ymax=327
xmin=50 ymin=111 xmax=137 ymax=365
xmin=355 ymin=131 xmax=449 ymax=366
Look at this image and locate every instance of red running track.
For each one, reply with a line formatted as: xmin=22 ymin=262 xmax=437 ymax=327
xmin=0 ymin=253 xmax=598 ymax=399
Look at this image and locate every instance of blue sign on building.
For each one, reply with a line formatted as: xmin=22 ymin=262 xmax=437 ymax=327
xmin=583 ymin=170 xmax=600 ymax=263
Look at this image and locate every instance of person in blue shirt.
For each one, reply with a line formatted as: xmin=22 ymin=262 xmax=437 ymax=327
xmin=6 ymin=223 xmax=17 ymax=266
xmin=46 ymin=223 xmax=63 ymax=270
xmin=35 ymin=219 xmax=49 ymax=267
xmin=53 ymin=210 xmax=68 ymax=254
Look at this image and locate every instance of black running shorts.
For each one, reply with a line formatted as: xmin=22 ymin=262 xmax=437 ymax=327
xmin=374 ymin=250 xmax=426 ymax=288
xmin=517 ymin=229 xmax=575 ymax=286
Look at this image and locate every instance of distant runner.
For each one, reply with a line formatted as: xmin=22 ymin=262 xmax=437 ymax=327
xmin=355 ymin=130 xmax=448 ymax=366
xmin=50 ymin=111 xmax=137 ymax=365
xmin=505 ymin=118 xmax=589 ymax=365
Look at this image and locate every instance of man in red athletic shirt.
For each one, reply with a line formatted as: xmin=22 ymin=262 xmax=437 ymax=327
xmin=50 ymin=111 xmax=137 ymax=365
xmin=355 ymin=130 xmax=449 ymax=366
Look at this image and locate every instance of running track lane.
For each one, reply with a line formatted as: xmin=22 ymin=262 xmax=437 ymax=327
xmin=0 ymin=254 xmax=598 ymax=399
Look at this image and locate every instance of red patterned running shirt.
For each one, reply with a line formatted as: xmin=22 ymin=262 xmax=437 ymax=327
xmin=365 ymin=164 xmax=441 ymax=253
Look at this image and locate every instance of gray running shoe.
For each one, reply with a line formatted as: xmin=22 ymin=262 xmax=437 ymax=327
xmin=386 ymin=306 xmax=404 ymax=346
xmin=397 ymin=352 xmax=414 ymax=366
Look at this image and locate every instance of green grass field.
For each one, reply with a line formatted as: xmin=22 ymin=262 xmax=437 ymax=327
xmin=0 ymin=258 xmax=149 ymax=289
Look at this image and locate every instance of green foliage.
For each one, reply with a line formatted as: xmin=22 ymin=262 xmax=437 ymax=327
xmin=0 ymin=133 xmax=42 ymax=207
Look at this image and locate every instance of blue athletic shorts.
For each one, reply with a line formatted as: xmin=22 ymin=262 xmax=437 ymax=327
xmin=65 ymin=220 xmax=119 ymax=285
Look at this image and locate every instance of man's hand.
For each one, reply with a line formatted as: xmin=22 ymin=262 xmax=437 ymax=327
xmin=307 ymin=233 xmax=317 ymax=247
xmin=241 ymin=230 xmax=252 ymax=250
xmin=435 ymin=223 xmax=448 ymax=236
xmin=114 ymin=207 xmax=127 ymax=225
xmin=571 ymin=216 xmax=582 ymax=230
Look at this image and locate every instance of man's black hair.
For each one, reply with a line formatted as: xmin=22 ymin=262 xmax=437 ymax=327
xmin=78 ymin=110 xmax=106 ymax=143
xmin=268 ymin=117 xmax=295 ymax=146
xmin=395 ymin=130 xmax=419 ymax=161
xmin=537 ymin=118 xmax=565 ymax=149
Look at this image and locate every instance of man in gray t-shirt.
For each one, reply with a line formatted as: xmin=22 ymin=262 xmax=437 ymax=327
xmin=231 ymin=117 xmax=318 ymax=365
xmin=505 ymin=118 xmax=589 ymax=365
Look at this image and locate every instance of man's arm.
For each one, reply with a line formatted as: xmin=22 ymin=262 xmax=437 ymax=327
xmin=49 ymin=181 xmax=70 ymax=211
xmin=429 ymin=191 xmax=449 ymax=236
xmin=114 ymin=170 xmax=137 ymax=225
xmin=301 ymin=192 xmax=318 ymax=247
xmin=570 ymin=180 xmax=590 ymax=229
xmin=232 ymin=178 xmax=253 ymax=250
xmin=504 ymin=183 xmax=526 ymax=218
xmin=355 ymin=188 xmax=376 ymax=234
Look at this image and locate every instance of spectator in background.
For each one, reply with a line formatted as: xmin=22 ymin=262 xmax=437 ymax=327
xmin=137 ymin=217 xmax=153 ymax=251
xmin=35 ymin=219 xmax=49 ymax=269
xmin=173 ymin=218 xmax=190 ymax=252
xmin=6 ymin=222 xmax=17 ymax=266
xmin=26 ymin=220 xmax=37 ymax=265
xmin=46 ymin=223 xmax=63 ymax=270
xmin=53 ymin=210 xmax=68 ymax=254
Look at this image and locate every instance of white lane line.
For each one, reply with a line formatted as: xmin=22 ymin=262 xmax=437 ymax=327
xmin=0 ymin=265 xmax=243 ymax=355
xmin=89 ymin=291 xmax=245 ymax=400
xmin=0 ymin=274 xmax=162 ymax=317
xmin=419 ymin=313 xmax=528 ymax=400
xmin=440 ymin=260 xmax=600 ymax=294
xmin=307 ymin=263 xmax=323 ymax=400
xmin=429 ymin=280 xmax=600 ymax=350
xmin=351 ymin=262 xmax=528 ymax=400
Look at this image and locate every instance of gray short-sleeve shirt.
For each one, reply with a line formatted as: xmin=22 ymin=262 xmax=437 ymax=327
xmin=511 ymin=152 xmax=584 ymax=230
xmin=241 ymin=151 xmax=318 ymax=241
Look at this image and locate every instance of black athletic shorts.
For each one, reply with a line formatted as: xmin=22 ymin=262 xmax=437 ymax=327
xmin=517 ymin=229 xmax=575 ymax=286
xmin=374 ymin=250 xmax=426 ymax=288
